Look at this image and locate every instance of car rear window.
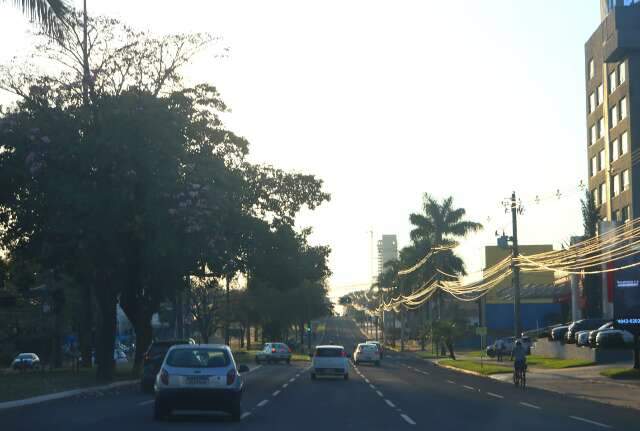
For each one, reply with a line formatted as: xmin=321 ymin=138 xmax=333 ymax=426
xmin=360 ymin=345 xmax=377 ymax=352
xmin=315 ymin=348 xmax=343 ymax=357
xmin=166 ymin=348 xmax=230 ymax=368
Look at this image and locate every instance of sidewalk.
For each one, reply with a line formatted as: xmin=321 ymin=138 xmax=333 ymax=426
xmin=427 ymin=353 xmax=640 ymax=410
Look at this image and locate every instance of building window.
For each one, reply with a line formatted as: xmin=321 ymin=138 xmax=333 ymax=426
xmin=622 ymin=131 xmax=629 ymax=154
xmin=591 ymin=156 xmax=598 ymax=176
xmin=622 ymin=169 xmax=630 ymax=191
xmin=611 ymin=105 xmax=619 ymax=128
xmin=590 ymin=125 xmax=597 ymax=145
xmin=598 ymin=117 xmax=605 ymax=139
xmin=614 ymin=210 xmax=621 ymax=221
xmin=598 ymin=85 xmax=604 ymax=105
xmin=620 ymin=97 xmax=627 ymax=119
xmin=613 ymin=174 xmax=620 ymax=197
xmin=599 ymin=149 xmax=606 ymax=171
xmin=600 ymin=183 xmax=607 ymax=205
xmin=589 ymin=59 xmax=595 ymax=79
xmin=622 ymin=206 xmax=630 ymax=223
xmin=620 ymin=62 xmax=626 ymax=84
xmin=610 ymin=70 xmax=617 ymax=93
xmin=589 ymin=93 xmax=596 ymax=113
xmin=611 ymin=139 xmax=619 ymax=161
xmin=593 ymin=188 xmax=599 ymax=206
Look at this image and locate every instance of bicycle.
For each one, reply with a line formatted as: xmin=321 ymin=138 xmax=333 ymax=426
xmin=513 ymin=363 xmax=527 ymax=388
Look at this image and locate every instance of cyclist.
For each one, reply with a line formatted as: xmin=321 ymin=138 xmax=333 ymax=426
xmin=510 ymin=339 xmax=527 ymax=381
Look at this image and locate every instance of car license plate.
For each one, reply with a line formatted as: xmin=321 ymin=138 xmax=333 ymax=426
xmin=185 ymin=376 xmax=209 ymax=385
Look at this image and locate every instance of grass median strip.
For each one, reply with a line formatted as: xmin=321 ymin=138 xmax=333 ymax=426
xmin=439 ymin=359 xmax=511 ymax=376
xmin=600 ymin=367 xmax=640 ymax=380
xmin=525 ymin=355 xmax=594 ymax=369
xmin=0 ymin=365 xmax=134 ymax=403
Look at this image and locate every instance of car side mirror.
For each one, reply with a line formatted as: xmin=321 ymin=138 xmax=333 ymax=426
xmin=238 ymin=364 xmax=249 ymax=373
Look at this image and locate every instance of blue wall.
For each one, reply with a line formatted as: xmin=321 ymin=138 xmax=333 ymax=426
xmin=486 ymin=303 xmax=561 ymax=332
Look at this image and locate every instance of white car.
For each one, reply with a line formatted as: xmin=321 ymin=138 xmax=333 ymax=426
xmin=311 ymin=345 xmax=349 ymax=380
xmin=353 ymin=343 xmax=380 ymax=366
xmin=153 ymin=344 xmax=249 ymax=421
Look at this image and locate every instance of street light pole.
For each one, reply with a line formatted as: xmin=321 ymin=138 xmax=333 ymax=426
xmin=510 ymin=191 xmax=522 ymax=338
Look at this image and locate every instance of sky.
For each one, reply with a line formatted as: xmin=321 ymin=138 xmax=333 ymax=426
xmin=0 ymin=1 xmax=602 ymax=302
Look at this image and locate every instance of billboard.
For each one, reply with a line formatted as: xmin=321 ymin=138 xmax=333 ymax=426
xmin=613 ymin=256 xmax=640 ymax=335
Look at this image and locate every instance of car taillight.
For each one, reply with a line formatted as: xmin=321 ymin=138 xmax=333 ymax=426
xmin=341 ymin=351 xmax=347 ymax=357
xmin=271 ymin=348 xmax=276 ymax=353
xmin=227 ymin=369 xmax=236 ymax=385
xmin=160 ymin=369 xmax=169 ymax=385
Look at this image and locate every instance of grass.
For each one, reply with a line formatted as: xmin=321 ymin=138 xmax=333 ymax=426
xmin=526 ymin=355 xmax=594 ymax=369
xmin=232 ymin=349 xmax=310 ymax=364
xmin=600 ymin=367 xmax=640 ymax=380
xmin=439 ymin=359 xmax=512 ymax=376
xmin=0 ymin=364 xmax=134 ymax=403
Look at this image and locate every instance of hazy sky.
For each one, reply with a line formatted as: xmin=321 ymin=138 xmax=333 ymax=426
xmin=0 ymin=1 xmax=601 ymax=301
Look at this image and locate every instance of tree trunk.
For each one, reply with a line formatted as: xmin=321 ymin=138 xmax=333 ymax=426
xmin=131 ymin=314 xmax=152 ymax=376
xmin=246 ymin=321 xmax=251 ymax=350
xmin=94 ymin=285 xmax=117 ymax=383
xmin=224 ymin=276 xmax=231 ymax=346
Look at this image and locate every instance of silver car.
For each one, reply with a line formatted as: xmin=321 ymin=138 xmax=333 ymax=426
xmin=153 ymin=344 xmax=249 ymax=421
xmin=255 ymin=342 xmax=292 ymax=364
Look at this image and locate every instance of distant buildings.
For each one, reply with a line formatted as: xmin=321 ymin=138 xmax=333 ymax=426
xmin=586 ymin=1 xmax=640 ymax=223
xmin=377 ymin=234 xmax=398 ymax=275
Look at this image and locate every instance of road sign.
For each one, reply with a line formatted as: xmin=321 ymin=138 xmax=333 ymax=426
xmin=475 ymin=326 xmax=487 ymax=336
xmin=613 ymin=256 xmax=640 ymax=335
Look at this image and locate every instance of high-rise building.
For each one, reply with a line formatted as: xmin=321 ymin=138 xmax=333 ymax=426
xmin=377 ymin=234 xmax=398 ymax=275
xmin=585 ymin=1 xmax=640 ymax=223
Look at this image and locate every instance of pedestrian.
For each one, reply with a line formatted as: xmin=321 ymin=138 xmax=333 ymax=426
xmin=495 ymin=338 xmax=504 ymax=362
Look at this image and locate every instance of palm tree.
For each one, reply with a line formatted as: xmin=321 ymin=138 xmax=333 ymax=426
xmin=3 ymin=0 xmax=71 ymax=39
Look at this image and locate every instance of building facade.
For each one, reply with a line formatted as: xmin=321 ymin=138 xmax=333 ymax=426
xmin=585 ymin=1 xmax=640 ymax=223
xmin=377 ymin=234 xmax=398 ymax=275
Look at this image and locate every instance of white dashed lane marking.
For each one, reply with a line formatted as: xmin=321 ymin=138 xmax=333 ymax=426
xmin=487 ymin=392 xmax=504 ymax=399
xmin=569 ymin=416 xmax=612 ymax=429
xmin=272 ymin=390 xmax=280 ymax=397
xmin=463 ymin=385 xmax=475 ymax=391
xmin=289 ymin=378 xmax=295 ymax=383
xmin=376 ymin=390 xmax=384 ymax=397
xmin=446 ymin=380 xmax=455 ymax=384
xmin=519 ymin=402 xmax=540 ymax=410
xmin=369 ymin=384 xmax=375 ymax=389
xmin=241 ymin=412 xmax=251 ymax=420
xmin=401 ymin=414 xmax=416 ymax=425
xmin=257 ymin=399 xmax=269 ymax=408
xmin=282 ymin=383 xmax=288 ymax=388
xmin=137 ymin=400 xmax=154 ymax=406
xmin=384 ymin=399 xmax=396 ymax=408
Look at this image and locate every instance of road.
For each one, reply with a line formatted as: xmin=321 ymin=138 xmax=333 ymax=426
xmin=2 ymin=316 xmax=638 ymax=430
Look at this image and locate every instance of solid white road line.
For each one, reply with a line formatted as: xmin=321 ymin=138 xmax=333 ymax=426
xmin=487 ymin=392 xmax=504 ymax=399
xmin=272 ymin=390 xmax=280 ymax=397
xmin=376 ymin=390 xmax=384 ymax=397
xmin=257 ymin=399 xmax=269 ymax=408
xmin=401 ymin=414 xmax=416 ymax=425
xmin=569 ymin=416 xmax=612 ymax=429
xmin=519 ymin=402 xmax=541 ymax=410
xmin=137 ymin=400 xmax=154 ymax=406
xmin=463 ymin=385 xmax=475 ymax=391
xmin=241 ymin=412 xmax=252 ymax=420
xmin=384 ymin=399 xmax=396 ymax=408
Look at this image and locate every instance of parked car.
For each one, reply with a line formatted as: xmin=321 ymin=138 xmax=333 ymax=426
xmin=566 ymin=319 xmax=609 ymax=344
xmin=588 ymin=322 xmax=614 ymax=347
xmin=141 ymin=339 xmax=195 ymax=393
xmin=575 ymin=330 xmax=592 ymax=347
xmin=366 ymin=340 xmax=384 ymax=359
xmin=311 ymin=345 xmax=349 ymax=380
xmin=153 ymin=344 xmax=249 ymax=421
xmin=11 ymin=353 xmax=40 ymax=370
xmin=551 ymin=325 xmax=570 ymax=342
xmin=255 ymin=343 xmax=292 ymax=364
xmin=488 ymin=336 xmax=532 ymax=355
xmin=353 ymin=343 xmax=380 ymax=366
xmin=595 ymin=329 xmax=634 ymax=349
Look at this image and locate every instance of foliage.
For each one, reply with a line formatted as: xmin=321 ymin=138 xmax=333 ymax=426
xmin=2 ymin=0 xmax=70 ymax=40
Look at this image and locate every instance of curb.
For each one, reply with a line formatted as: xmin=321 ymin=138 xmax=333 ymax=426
xmin=0 ymin=379 xmax=138 ymax=411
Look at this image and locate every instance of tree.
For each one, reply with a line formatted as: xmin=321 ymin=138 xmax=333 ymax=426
xmin=187 ymin=278 xmax=224 ymax=344
xmin=581 ymin=190 xmax=602 ymax=318
xmin=2 ymin=0 xmax=70 ymax=39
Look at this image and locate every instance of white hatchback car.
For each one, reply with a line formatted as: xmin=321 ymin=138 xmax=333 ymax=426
xmin=311 ymin=345 xmax=349 ymax=380
xmin=353 ymin=343 xmax=380 ymax=366
xmin=153 ymin=344 xmax=249 ymax=421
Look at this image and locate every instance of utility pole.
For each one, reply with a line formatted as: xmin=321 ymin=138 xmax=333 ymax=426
xmin=510 ymin=191 xmax=522 ymax=338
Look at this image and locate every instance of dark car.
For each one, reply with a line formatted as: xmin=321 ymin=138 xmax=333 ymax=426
xmin=588 ymin=322 xmax=614 ymax=347
xmin=550 ymin=325 xmax=570 ymax=342
xmin=566 ymin=319 xmax=609 ymax=344
xmin=11 ymin=353 xmax=41 ymax=370
xmin=141 ymin=339 xmax=195 ymax=393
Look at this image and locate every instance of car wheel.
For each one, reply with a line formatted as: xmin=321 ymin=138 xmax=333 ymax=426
xmin=230 ymin=400 xmax=242 ymax=422
xmin=344 ymin=373 xmax=349 ymax=380
xmin=153 ymin=400 xmax=169 ymax=421
xmin=311 ymin=373 xmax=316 ymax=380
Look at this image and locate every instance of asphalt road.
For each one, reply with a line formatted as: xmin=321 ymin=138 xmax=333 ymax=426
xmin=2 ymin=317 xmax=639 ymax=430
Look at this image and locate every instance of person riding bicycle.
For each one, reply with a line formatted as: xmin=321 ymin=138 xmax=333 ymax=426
xmin=510 ymin=339 xmax=527 ymax=375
